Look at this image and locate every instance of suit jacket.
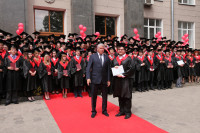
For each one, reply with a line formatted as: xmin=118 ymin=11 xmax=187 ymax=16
xmin=86 ymin=53 xmax=110 ymax=84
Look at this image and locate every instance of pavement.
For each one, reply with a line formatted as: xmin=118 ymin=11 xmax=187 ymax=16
xmin=0 ymin=83 xmax=200 ymax=133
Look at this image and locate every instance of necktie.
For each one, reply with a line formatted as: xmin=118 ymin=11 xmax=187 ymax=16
xmin=100 ymin=55 xmax=103 ymax=66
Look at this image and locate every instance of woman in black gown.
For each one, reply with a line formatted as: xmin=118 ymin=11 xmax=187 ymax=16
xmin=23 ymin=50 xmax=37 ymax=102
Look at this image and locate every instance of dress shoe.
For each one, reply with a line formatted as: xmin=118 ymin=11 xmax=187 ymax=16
xmin=13 ymin=101 xmax=19 ymax=104
xmin=124 ymin=114 xmax=131 ymax=119
xmin=115 ymin=112 xmax=125 ymax=117
xmin=91 ymin=113 xmax=96 ymax=118
xmin=5 ymin=102 xmax=10 ymax=106
xmin=102 ymin=112 xmax=109 ymax=117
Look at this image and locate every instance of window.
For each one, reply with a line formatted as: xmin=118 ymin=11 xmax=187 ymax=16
xmin=178 ymin=0 xmax=195 ymax=5
xmin=178 ymin=21 xmax=195 ymax=48
xmin=34 ymin=9 xmax=64 ymax=36
xmin=144 ymin=18 xmax=162 ymax=39
xmin=95 ymin=15 xmax=116 ymax=37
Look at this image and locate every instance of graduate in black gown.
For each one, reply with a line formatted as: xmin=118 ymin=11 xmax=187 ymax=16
xmin=194 ymin=50 xmax=200 ymax=83
xmin=174 ymin=50 xmax=184 ymax=88
xmin=0 ymin=40 xmax=8 ymax=99
xmin=23 ymin=50 xmax=37 ymax=102
xmin=51 ymin=48 xmax=60 ymax=94
xmin=39 ymin=51 xmax=53 ymax=100
xmin=57 ymin=52 xmax=71 ymax=98
xmin=164 ymin=49 xmax=175 ymax=89
xmin=145 ymin=49 xmax=157 ymax=90
xmin=70 ymin=47 xmax=86 ymax=98
xmin=136 ymin=48 xmax=147 ymax=92
xmin=111 ymin=43 xmax=133 ymax=119
xmin=185 ymin=49 xmax=196 ymax=83
xmin=155 ymin=49 xmax=166 ymax=90
xmin=4 ymin=43 xmax=23 ymax=105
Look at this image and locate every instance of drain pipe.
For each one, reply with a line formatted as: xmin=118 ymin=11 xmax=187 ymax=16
xmin=171 ymin=0 xmax=174 ymax=40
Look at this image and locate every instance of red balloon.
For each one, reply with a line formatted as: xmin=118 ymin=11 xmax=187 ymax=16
xmin=80 ymin=30 xmax=84 ymax=35
xmin=133 ymin=36 xmax=137 ymax=40
xmin=18 ymin=27 xmax=24 ymax=33
xmin=155 ymin=34 xmax=159 ymax=38
xmin=18 ymin=23 xmax=24 ymax=28
xmin=182 ymin=36 xmax=186 ymax=40
xmin=184 ymin=34 xmax=189 ymax=38
xmin=158 ymin=36 xmax=162 ymax=39
xmin=82 ymin=33 xmax=86 ymax=37
xmin=79 ymin=24 xmax=83 ymax=30
xmin=157 ymin=31 xmax=161 ymax=36
xmin=83 ymin=27 xmax=87 ymax=32
xmin=96 ymin=32 xmax=100 ymax=36
xmin=136 ymin=34 xmax=140 ymax=38
xmin=133 ymin=28 xmax=138 ymax=34
xmin=16 ymin=30 xmax=20 ymax=35
xmin=185 ymin=38 xmax=189 ymax=42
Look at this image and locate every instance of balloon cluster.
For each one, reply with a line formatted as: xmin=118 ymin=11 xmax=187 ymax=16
xmin=79 ymin=24 xmax=87 ymax=39
xmin=16 ymin=23 xmax=24 ymax=35
xmin=133 ymin=28 xmax=140 ymax=41
xmin=182 ymin=33 xmax=189 ymax=46
xmin=155 ymin=31 xmax=162 ymax=42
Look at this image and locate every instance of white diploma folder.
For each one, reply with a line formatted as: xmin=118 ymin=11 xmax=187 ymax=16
xmin=111 ymin=65 xmax=125 ymax=76
xmin=177 ymin=60 xmax=185 ymax=65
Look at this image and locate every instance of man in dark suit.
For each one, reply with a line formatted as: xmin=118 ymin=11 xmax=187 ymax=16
xmin=86 ymin=43 xmax=110 ymax=118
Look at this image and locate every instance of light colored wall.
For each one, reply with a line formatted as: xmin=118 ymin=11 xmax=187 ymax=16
xmin=174 ymin=0 xmax=200 ymax=49
xmin=93 ymin=0 xmax=124 ymax=37
xmin=26 ymin=0 xmax=71 ymax=36
xmin=144 ymin=0 xmax=171 ymax=39
xmin=144 ymin=0 xmax=200 ymax=49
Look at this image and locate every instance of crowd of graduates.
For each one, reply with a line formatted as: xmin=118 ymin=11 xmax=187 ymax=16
xmin=0 ymin=29 xmax=200 ymax=106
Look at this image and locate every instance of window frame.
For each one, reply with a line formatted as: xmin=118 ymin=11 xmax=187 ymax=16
xmin=34 ymin=6 xmax=65 ymax=36
xmin=178 ymin=0 xmax=195 ymax=6
xmin=178 ymin=21 xmax=195 ymax=48
xmin=95 ymin=15 xmax=117 ymax=38
xmin=144 ymin=18 xmax=163 ymax=39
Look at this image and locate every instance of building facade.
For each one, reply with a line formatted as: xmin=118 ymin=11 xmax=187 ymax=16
xmin=0 ymin=0 xmax=199 ymax=48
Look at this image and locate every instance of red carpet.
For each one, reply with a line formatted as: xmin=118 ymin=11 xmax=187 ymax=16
xmin=44 ymin=92 xmax=168 ymax=133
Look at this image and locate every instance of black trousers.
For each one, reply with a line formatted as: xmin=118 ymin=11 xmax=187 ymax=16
xmin=6 ymin=90 xmax=18 ymax=103
xmin=91 ymin=83 xmax=108 ymax=113
xmin=118 ymin=97 xmax=132 ymax=115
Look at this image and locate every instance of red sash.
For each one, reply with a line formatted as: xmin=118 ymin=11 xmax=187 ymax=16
xmin=0 ymin=50 xmax=6 ymax=59
xmin=116 ymin=54 xmax=128 ymax=65
xmin=104 ymin=48 xmax=110 ymax=55
xmin=44 ymin=61 xmax=51 ymax=70
xmin=109 ymin=55 xmax=115 ymax=61
xmin=188 ymin=56 xmax=193 ymax=62
xmin=74 ymin=56 xmax=82 ymax=64
xmin=138 ymin=55 xmax=145 ymax=62
xmin=165 ymin=56 xmax=172 ymax=62
xmin=156 ymin=54 xmax=163 ymax=61
xmin=67 ymin=55 xmax=71 ymax=61
xmin=8 ymin=55 xmax=20 ymax=63
xmin=60 ymin=61 xmax=68 ymax=69
xmin=30 ymin=60 xmax=35 ymax=68
xmin=194 ymin=55 xmax=200 ymax=61
xmin=87 ymin=56 xmax=90 ymax=61
xmin=33 ymin=57 xmax=42 ymax=67
xmin=51 ymin=58 xmax=59 ymax=66
xmin=147 ymin=56 xmax=153 ymax=66
xmin=175 ymin=55 xmax=181 ymax=60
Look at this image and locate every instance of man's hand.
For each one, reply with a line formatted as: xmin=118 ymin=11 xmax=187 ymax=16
xmin=87 ymin=79 xmax=91 ymax=86
xmin=0 ymin=69 xmax=3 ymax=72
xmin=15 ymin=68 xmax=19 ymax=71
xmin=48 ymin=72 xmax=51 ymax=75
xmin=107 ymin=81 xmax=110 ymax=87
